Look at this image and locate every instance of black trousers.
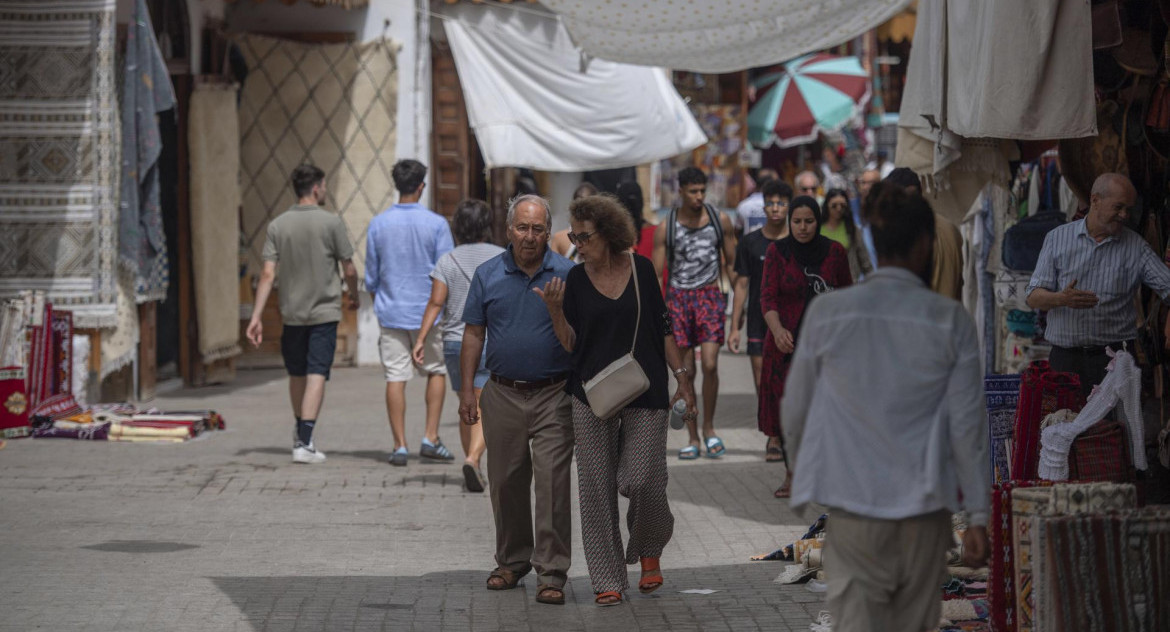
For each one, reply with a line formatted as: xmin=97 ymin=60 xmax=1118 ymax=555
xmin=1048 ymin=340 xmax=1134 ymax=399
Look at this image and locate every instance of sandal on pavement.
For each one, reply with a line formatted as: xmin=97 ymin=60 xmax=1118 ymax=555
xmin=486 ymin=567 xmax=525 ymax=591
xmin=463 ymin=463 xmax=485 ymax=493
xmin=536 ymin=584 xmax=565 ymax=605
xmin=774 ymin=481 xmax=792 ymax=499
xmin=678 ymin=444 xmax=701 ymax=460
xmin=595 ymin=591 xmax=623 ymax=606
xmin=704 ymin=436 xmax=726 ymax=458
xmin=638 ymin=557 xmax=663 ymax=594
xmin=765 ymin=438 xmax=784 ymax=462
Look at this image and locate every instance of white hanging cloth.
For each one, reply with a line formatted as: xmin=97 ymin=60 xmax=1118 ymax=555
xmin=895 ymin=0 xmax=1094 ymax=224
xmin=541 ymin=0 xmax=914 ymax=74
xmin=1038 ymin=350 xmax=1146 ymax=481
xmin=440 ymin=3 xmax=706 ymax=172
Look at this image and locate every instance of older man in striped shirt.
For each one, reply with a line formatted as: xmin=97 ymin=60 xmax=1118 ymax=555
xmin=1026 ymin=173 xmax=1170 ymax=395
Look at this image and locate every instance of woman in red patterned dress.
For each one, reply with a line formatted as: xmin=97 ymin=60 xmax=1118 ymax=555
xmin=758 ymin=196 xmax=853 ymax=498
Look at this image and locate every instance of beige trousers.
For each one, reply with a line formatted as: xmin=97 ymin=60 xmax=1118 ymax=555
xmin=824 ymin=509 xmax=951 ymax=632
xmin=478 ymin=379 xmax=574 ymax=588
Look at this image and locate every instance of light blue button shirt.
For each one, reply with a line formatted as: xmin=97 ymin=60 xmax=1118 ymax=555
xmin=365 ymin=203 xmax=454 ymax=330
xmin=782 ymin=267 xmax=991 ymax=526
xmin=1027 ymin=220 xmax=1170 ymax=347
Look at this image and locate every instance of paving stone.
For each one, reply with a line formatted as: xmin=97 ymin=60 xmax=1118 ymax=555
xmin=0 ymin=349 xmax=823 ymax=630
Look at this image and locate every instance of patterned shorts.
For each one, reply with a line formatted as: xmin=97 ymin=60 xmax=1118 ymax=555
xmin=668 ymin=285 xmax=726 ymax=349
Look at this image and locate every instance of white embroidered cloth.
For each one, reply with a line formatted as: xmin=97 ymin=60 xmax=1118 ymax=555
xmin=1038 ymin=350 xmax=1145 ymax=480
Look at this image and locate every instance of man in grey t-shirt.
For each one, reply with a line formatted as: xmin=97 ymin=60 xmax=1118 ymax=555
xmin=247 ymin=164 xmax=358 ymax=464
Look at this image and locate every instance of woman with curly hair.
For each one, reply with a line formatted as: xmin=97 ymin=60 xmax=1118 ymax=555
xmin=536 ymin=194 xmax=696 ymax=606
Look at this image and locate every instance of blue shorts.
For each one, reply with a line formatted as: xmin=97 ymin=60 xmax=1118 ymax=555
xmin=280 ymin=321 xmax=338 ymax=379
xmin=443 ymin=340 xmax=489 ymax=391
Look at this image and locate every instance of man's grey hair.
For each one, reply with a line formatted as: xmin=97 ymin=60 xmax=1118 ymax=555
xmin=506 ymin=194 xmax=553 ymax=228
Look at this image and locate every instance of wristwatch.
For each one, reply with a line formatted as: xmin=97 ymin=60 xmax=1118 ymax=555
xmin=672 ymin=367 xmax=689 ymax=377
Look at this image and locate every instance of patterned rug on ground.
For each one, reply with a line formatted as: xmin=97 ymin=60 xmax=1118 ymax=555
xmin=0 ymin=0 xmax=119 ymax=327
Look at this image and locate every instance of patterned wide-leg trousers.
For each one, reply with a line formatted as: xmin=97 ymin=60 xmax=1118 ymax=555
xmin=571 ymin=397 xmax=674 ymax=594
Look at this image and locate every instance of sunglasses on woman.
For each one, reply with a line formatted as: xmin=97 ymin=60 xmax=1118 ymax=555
xmin=567 ymin=230 xmax=596 ymax=245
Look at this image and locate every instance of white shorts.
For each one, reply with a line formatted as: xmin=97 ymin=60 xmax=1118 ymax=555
xmin=378 ymin=327 xmax=446 ymax=382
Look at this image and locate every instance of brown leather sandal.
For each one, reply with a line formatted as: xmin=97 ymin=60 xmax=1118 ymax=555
xmin=486 ymin=567 xmax=523 ymax=591
xmin=638 ymin=557 xmax=663 ymax=594
xmin=535 ymin=584 xmax=565 ymax=605
xmin=595 ymin=590 xmax=622 ymax=606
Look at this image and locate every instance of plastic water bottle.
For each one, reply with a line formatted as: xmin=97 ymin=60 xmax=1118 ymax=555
xmin=669 ymin=399 xmax=688 ymax=430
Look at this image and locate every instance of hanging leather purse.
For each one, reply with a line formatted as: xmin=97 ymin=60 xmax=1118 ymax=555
xmin=582 ymin=253 xmax=650 ymax=419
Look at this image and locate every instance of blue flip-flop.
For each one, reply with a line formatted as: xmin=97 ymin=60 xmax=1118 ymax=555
xmin=678 ymin=445 xmax=701 ymax=460
xmin=704 ymin=436 xmax=726 ymax=458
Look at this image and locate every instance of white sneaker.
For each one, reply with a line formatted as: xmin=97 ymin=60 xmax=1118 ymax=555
xmin=293 ymin=444 xmax=326 ymax=464
xmin=809 ymin=610 xmax=833 ymax=632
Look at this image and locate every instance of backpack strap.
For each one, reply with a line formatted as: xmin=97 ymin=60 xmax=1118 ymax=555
xmin=665 ymin=207 xmax=679 ymax=271
xmin=704 ymin=202 xmax=725 ymax=247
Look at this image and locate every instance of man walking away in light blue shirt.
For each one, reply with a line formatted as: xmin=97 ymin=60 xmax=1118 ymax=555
xmin=782 ymin=182 xmax=990 ymax=632
xmin=366 ymin=159 xmax=455 ymax=466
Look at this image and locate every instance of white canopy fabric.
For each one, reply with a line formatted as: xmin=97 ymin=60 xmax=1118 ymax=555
xmin=440 ymin=4 xmax=707 ymax=172
xmin=896 ymin=0 xmax=1094 ymax=223
xmin=540 ymin=0 xmax=913 ymax=74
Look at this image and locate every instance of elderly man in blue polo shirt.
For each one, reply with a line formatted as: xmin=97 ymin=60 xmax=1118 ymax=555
xmin=1027 ymin=173 xmax=1170 ymax=396
xmin=459 ymin=194 xmax=575 ymax=606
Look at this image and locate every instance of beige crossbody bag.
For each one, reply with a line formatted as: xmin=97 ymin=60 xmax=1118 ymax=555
xmin=582 ymin=254 xmax=650 ymax=419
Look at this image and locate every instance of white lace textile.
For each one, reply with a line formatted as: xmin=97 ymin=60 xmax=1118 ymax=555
xmin=1038 ymin=350 xmax=1145 ymax=480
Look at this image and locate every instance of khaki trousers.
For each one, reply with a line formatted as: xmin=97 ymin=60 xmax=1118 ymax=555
xmin=479 ymin=379 xmax=574 ymax=588
xmin=824 ymin=509 xmax=951 ymax=632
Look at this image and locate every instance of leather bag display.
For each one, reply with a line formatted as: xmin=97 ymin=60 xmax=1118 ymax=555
xmin=1002 ymin=210 xmax=1066 ymax=272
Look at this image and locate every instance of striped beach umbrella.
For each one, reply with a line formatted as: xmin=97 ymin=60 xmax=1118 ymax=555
xmin=748 ymin=53 xmax=871 ymax=148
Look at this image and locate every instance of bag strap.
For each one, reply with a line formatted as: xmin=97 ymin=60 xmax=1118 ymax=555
xmin=450 ymin=253 xmax=475 ymax=284
xmin=629 ymin=252 xmax=641 ymax=355
xmin=665 ymin=208 xmax=678 ymax=269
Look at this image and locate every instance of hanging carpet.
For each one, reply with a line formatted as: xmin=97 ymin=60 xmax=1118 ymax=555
xmin=0 ymin=0 xmax=119 ymax=328
xmin=189 ymin=82 xmax=242 ymax=363
xmin=235 ymin=33 xmax=400 ymax=281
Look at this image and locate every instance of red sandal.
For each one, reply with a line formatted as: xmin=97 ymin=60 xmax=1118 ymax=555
xmin=638 ymin=557 xmax=663 ymax=594
xmin=595 ymin=590 xmax=623 ymax=606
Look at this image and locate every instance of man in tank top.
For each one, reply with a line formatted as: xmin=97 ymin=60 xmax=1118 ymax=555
xmin=652 ymin=167 xmax=737 ymax=460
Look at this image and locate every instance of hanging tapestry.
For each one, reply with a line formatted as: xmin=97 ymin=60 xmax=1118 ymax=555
xmin=119 ymin=0 xmax=175 ymax=302
xmin=189 ymin=82 xmax=242 ymax=363
xmin=100 ymin=269 xmax=138 ymax=379
xmin=235 ymin=33 xmax=400 ymax=281
xmin=0 ymin=0 xmax=119 ymax=327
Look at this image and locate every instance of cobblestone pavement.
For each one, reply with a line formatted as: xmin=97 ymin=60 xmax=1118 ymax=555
xmin=0 ymin=349 xmax=825 ymax=631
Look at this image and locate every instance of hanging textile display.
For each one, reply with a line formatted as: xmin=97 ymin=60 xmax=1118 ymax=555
xmin=1042 ymin=507 xmax=1170 ymax=632
xmin=1011 ymin=361 xmax=1084 ymax=481
xmin=119 ymin=0 xmax=176 ymax=302
xmin=1012 ymin=483 xmax=1138 ymax=632
xmin=235 ymin=33 xmax=399 ymax=280
xmin=1039 ymin=350 xmax=1145 ymax=481
xmin=0 ymin=366 xmax=30 ymax=439
xmin=896 ymin=0 xmax=1095 ymax=224
xmin=440 ymin=3 xmax=706 ymax=171
xmin=541 ymin=0 xmax=912 ymax=74
xmin=71 ymin=334 xmax=89 ymax=406
xmin=189 ymin=82 xmax=242 ymax=363
xmin=100 ymin=270 xmax=138 ymax=379
xmin=0 ymin=0 xmax=119 ymax=327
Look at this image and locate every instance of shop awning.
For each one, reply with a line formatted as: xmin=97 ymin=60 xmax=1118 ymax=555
xmin=540 ymin=0 xmax=914 ymax=73
xmin=223 ymin=0 xmax=368 ymax=9
xmin=439 ymin=3 xmax=706 ymax=172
